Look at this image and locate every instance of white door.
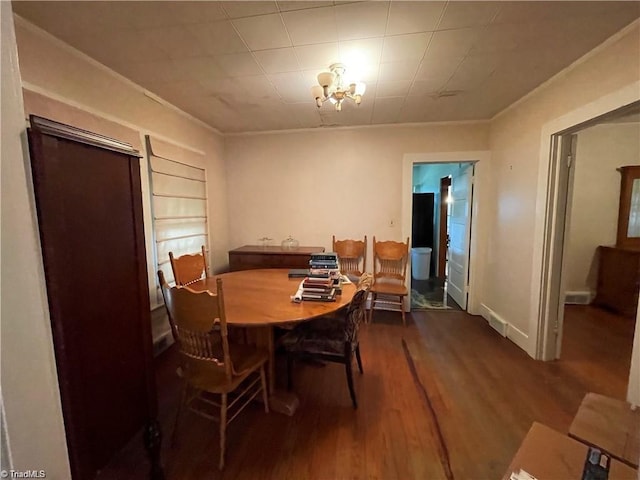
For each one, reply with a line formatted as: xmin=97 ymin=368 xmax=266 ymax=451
xmin=447 ymin=164 xmax=474 ymax=310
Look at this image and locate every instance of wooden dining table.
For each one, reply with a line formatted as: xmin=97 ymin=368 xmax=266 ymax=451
xmin=188 ymin=268 xmax=356 ymax=414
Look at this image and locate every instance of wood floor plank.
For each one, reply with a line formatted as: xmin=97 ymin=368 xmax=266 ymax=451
xmin=97 ymin=306 xmax=636 ymax=480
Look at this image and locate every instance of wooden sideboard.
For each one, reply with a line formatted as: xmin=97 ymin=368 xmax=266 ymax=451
xmin=593 ymin=245 xmax=640 ymax=317
xmin=228 ymin=245 xmax=325 ymax=271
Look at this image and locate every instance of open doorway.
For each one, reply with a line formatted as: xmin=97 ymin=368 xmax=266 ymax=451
xmin=540 ymin=102 xmax=639 ymax=396
xmin=410 ymin=162 xmax=475 ymax=311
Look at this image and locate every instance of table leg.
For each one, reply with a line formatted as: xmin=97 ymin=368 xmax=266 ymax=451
xmin=253 ymin=326 xmax=275 ymax=392
xmin=253 ymin=326 xmax=300 ymax=416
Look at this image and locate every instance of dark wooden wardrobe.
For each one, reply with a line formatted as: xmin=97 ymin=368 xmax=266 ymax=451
xmin=594 ymin=165 xmax=640 ymax=318
xmin=27 ymin=116 xmax=162 ymax=479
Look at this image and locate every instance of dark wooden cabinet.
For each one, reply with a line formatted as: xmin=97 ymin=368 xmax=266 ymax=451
xmin=593 ymin=166 xmax=640 ymax=318
xmin=228 ymin=245 xmax=325 ymax=271
xmin=593 ymin=246 xmax=640 ymax=317
xmin=27 ymin=116 xmax=161 ymax=479
xmin=616 ymin=165 xmax=640 ymax=249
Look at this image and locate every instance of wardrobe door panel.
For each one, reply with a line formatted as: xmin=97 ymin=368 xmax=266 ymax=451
xmin=27 ymin=117 xmax=159 ymax=480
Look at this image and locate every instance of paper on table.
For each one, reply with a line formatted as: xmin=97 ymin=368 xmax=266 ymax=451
xmin=291 ymin=280 xmax=305 ymax=303
xmin=509 ymin=469 xmax=537 ymax=480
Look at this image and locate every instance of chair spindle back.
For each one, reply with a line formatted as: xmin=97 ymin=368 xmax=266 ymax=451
xmin=372 ymin=237 xmax=409 ymax=284
xmin=333 ymin=236 xmax=367 ymax=279
xmin=159 ymin=275 xmax=232 ymax=380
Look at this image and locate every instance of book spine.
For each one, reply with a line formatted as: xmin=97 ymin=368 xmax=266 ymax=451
xmin=301 ymin=297 xmax=336 ymax=302
xmin=309 ymin=263 xmax=339 ymax=269
xmin=302 ymin=287 xmax=333 ymax=293
xmin=310 ymin=253 xmax=338 ymax=260
xmin=308 ymin=272 xmax=330 ymax=278
xmin=302 ymin=288 xmax=336 ymax=299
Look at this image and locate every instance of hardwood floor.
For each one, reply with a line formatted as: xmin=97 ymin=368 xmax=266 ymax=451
xmin=561 ymin=304 xmax=635 ymax=397
xmin=97 ymin=306 xmax=636 ymax=480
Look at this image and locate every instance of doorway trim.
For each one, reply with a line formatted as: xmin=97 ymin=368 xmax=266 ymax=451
xmin=402 ymin=151 xmax=490 ymax=316
xmin=533 ymin=81 xmax=640 ymax=361
xmin=438 ymin=176 xmax=452 ymax=279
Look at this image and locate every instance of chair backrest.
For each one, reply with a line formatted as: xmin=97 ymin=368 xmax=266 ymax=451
xmin=345 ymin=273 xmax=373 ymax=344
xmin=169 ymin=245 xmax=208 ymax=286
xmin=158 ymin=270 xmax=179 ymax=342
xmin=372 ymin=236 xmax=409 ymax=284
xmin=159 ymin=274 xmax=233 ymax=380
xmin=333 ymin=235 xmax=367 ymax=278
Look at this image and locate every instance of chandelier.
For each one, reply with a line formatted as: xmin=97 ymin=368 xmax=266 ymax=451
xmin=311 ymin=63 xmax=366 ymax=112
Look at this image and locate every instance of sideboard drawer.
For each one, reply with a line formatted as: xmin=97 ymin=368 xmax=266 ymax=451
xmin=228 ymin=245 xmax=325 ymax=271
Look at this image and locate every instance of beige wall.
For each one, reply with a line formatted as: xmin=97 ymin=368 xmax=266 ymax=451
xmin=225 ymin=124 xmax=489 ymax=272
xmin=565 ymin=123 xmax=640 ymax=294
xmin=487 ymin=22 xmax=640 ymax=354
xmin=13 ymin=17 xmax=230 ymax=285
xmin=1 ymin=4 xmax=71 ymax=476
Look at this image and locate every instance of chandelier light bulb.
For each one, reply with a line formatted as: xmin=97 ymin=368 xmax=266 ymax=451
xmin=317 ymin=71 xmax=335 ymax=88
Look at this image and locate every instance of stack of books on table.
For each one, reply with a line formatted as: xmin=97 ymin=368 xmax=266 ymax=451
xmin=301 ymin=276 xmax=336 ymax=302
xmin=308 ymin=252 xmax=343 ymax=295
xmin=309 ymin=252 xmax=340 ymax=277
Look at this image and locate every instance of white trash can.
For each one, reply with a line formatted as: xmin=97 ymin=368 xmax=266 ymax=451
xmin=411 ymin=247 xmax=432 ymax=280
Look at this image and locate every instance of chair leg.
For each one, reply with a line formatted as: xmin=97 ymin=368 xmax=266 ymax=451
xmin=355 ymin=345 xmax=364 ymax=374
xmin=345 ymin=353 xmax=357 ymax=409
xmin=171 ymin=381 xmax=188 ymax=446
xmin=286 ymin=355 xmax=294 ymax=391
xmin=260 ymin=365 xmax=270 ymax=413
xmin=368 ymin=292 xmax=376 ymax=323
xmin=219 ymin=393 xmax=227 ymax=471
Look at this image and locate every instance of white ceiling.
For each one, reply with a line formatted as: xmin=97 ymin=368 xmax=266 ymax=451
xmin=12 ymin=1 xmax=640 ymax=134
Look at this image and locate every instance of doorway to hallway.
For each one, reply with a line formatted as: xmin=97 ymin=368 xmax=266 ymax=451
xmin=410 ymin=162 xmax=475 ymax=312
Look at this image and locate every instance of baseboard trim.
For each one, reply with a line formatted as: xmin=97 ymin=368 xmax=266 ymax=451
xmin=564 ymin=290 xmax=593 ymax=305
xmin=506 ymin=323 xmax=529 ymax=352
xmin=480 ymin=303 xmax=529 ymax=352
xmin=480 ymin=303 xmax=491 ymax=322
xmin=152 ymin=331 xmax=174 ymax=357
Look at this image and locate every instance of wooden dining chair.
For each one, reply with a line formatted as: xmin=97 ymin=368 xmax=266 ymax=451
xmin=158 ymin=271 xmax=269 ymax=470
xmin=280 ymin=273 xmax=373 ymax=409
xmin=158 ymin=270 xmax=179 ymax=342
xmin=368 ymin=237 xmax=410 ymax=326
xmin=169 ymin=245 xmax=208 ymax=286
xmin=332 ymin=235 xmax=367 ymax=282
